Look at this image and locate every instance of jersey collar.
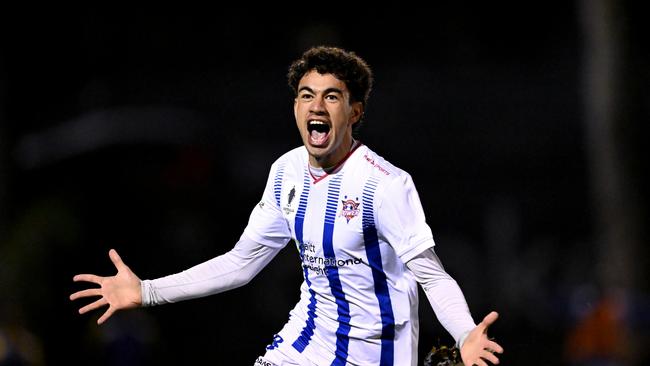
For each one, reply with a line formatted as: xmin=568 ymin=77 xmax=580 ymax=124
xmin=308 ymin=140 xmax=363 ymax=184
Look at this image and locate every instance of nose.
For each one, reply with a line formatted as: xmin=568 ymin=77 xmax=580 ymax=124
xmin=310 ymin=96 xmax=326 ymax=114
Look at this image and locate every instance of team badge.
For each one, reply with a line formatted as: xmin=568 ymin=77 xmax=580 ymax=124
xmin=340 ymin=196 xmax=360 ymax=223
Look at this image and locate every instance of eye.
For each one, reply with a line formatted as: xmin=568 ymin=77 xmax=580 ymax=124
xmin=299 ymin=93 xmax=314 ymax=100
xmin=325 ymin=94 xmax=339 ymax=101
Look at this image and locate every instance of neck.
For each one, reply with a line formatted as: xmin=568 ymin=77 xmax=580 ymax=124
xmin=309 ymin=139 xmax=360 ymax=173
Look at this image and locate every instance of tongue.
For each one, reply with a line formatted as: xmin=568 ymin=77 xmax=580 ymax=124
xmin=310 ymin=130 xmax=328 ymax=144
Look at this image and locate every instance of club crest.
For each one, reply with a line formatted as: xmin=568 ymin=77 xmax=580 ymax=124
xmin=340 ymin=197 xmax=360 ymax=223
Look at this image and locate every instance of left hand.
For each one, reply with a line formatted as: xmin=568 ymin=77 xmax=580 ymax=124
xmin=460 ymin=311 xmax=503 ymax=365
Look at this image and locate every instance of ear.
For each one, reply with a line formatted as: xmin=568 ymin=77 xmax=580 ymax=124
xmin=349 ymin=101 xmax=364 ymax=125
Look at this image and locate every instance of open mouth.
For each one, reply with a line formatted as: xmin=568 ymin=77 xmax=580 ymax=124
xmin=307 ymin=120 xmax=331 ymax=146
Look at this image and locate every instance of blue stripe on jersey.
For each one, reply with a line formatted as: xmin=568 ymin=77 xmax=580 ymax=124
xmin=322 ymin=175 xmax=351 ymax=366
xmin=293 ymin=169 xmax=318 ymax=352
xmin=273 ymin=163 xmax=286 ymax=207
xmin=294 ymin=169 xmax=310 ymax=241
xmin=362 ymin=177 xmax=395 ymax=366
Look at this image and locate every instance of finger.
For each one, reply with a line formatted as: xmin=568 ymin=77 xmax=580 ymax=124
xmin=70 ymin=288 xmax=102 ymax=301
xmin=109 ymin=249 xmax=127 ymax=271
xmin=73 ymin=274 xmax=104 ymax=284
xmin=474 ymin=359 xmax=488 ymax=366
xmin=481 ymin=311 xmax=499 ymax=326
xmin=481 ymin=350 xmax=500 ymax=364
xmin=79 ymin=297 xmax=107 ymax=314
xmin=487 ymin=340 xmax=504 ymax=354
xmin=97 ymin=306 xmax=115 ymax=325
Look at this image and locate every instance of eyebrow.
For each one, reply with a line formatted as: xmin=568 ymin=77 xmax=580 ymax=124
xmin=298 ymin=86 xmax=344 ymax=96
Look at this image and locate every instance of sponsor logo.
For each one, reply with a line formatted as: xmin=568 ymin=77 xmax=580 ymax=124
xmin=298 ymin=241 xmax=363 ymax=276
xmin=255 ymin=356 xmax=278 ymax=366
xmin=364 ymin=153 xmax=390 ymax=175
xmin=302 ymin=256 xmax=364 ymax=276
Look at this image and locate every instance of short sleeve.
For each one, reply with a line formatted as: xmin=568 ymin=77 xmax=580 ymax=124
xmin=376 ymin=174 xmax=435 ymax=263
xmin=243 ymin=162 xmax=292 ymax=249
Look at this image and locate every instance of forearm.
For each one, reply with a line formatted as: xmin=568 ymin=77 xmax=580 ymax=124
xmin=407 ymin=249 xmax=476 ymax=347
xmin=141 ymin=234 xmax=281 ymax=306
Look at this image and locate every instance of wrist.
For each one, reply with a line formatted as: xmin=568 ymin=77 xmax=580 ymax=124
xmin=140 ymin=280 xmax=152 ymax=307
xmin=457 ymin=329 xmax=471 ymax=349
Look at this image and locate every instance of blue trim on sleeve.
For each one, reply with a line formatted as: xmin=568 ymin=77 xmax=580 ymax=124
xmin=273 ymin=162 xmax=286 ymax=208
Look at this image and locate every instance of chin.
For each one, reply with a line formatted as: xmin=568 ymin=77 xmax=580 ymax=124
xmin=306 ymin=141 xmax=328 ymax=152
xmin=307 ymin=147 xmax=331 ymax=163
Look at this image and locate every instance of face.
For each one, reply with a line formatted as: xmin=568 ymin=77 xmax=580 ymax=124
xmin=294 ymin=70 xmax=363 ymax=169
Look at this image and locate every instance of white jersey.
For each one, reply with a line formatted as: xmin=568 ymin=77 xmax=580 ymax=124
xmin=244 ymin=144 xmax=435 ymax=366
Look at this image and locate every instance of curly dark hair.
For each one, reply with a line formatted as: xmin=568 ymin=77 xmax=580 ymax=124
xmin=287 ymin=46 xmax=373 ymax=131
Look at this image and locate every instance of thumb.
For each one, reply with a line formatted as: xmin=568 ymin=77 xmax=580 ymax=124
xmin=108 ymin=249 xmax=127 ymax=270
xmin=479 ymin=311 xmax=499 ymax=331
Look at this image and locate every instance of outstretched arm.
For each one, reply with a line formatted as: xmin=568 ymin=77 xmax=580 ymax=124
xmin=141 ymin=234 xmax=281 ymax=306
xmin=406 ymin=248 xmax=503 ymax=365
xmin=71 ymin=234 xmax=281 ymax=323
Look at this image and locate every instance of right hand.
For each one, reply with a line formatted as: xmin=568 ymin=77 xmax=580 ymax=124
xmin=70 ymin=249 xmax=142 ymax=324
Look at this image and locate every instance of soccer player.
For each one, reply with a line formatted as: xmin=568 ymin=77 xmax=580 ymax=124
xmin=70 ymin=46 xmax=503 ymax=366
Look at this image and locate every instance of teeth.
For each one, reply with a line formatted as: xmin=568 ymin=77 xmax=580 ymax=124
xmin=307 ymin=120 xmax=330 ymax=136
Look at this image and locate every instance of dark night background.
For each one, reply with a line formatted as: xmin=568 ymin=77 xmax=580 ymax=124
xmin=1 ymin=4 xmax=648 ymax=365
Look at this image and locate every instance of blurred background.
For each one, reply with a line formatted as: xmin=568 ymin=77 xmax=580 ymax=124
xmin=1 ymin=3 xmax=648 ymax=365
